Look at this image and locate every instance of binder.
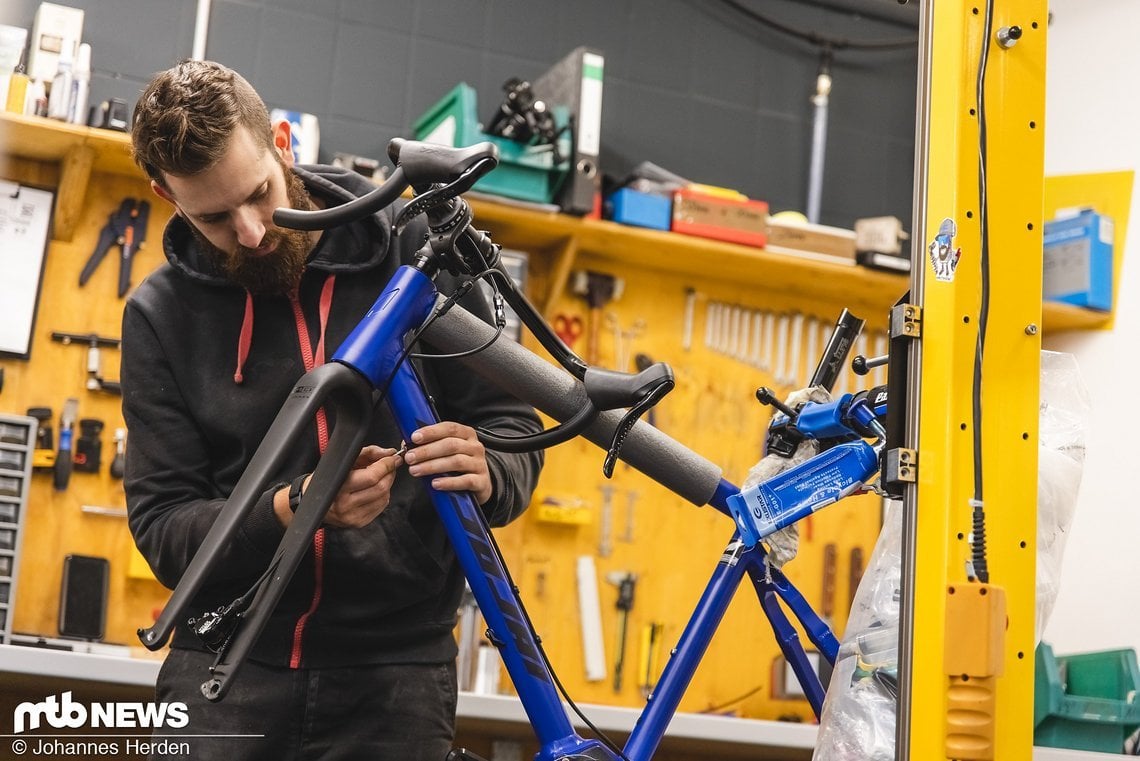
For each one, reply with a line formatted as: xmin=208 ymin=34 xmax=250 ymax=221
xmin=533 ymin=47 xmax=605 ymax=215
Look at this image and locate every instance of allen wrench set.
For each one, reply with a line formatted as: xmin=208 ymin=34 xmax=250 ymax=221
xmin=702 ymin=301 xmax=888 ymax=392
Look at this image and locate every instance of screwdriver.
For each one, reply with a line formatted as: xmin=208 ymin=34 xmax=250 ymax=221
xmin=608 ymin=572 xmax=637 ymax=693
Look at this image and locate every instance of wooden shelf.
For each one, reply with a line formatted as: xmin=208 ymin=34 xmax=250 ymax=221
xmin=467 ymin=196 xmax=910 ymax=322
xmin=0 ymin=112 xmax=1111 ymax=333
xmin=1040 ymin=301 xmax=1112 ymax=333
xmin=0 ymin=112 xmax=136 ymax=174
xmin=0 ymin=112 xmax=138 ymax=241
xmin=467 ymin=196 xmax=1112 ymax=334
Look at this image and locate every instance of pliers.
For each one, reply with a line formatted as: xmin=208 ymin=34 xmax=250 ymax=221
xmin=79 ymin=197 xmax=150 ymax=297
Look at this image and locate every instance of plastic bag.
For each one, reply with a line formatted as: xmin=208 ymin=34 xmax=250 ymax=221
xmin=813 ymin=500 xmax=903 ymax=761
xmin=812 ymin=351 xmax=1090 ymax=760
xmin=1035 ymin=350 xmax=1091 ymax=642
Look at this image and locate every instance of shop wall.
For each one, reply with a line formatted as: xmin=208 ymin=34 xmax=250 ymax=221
xmin=0 ymin=0 xmax=918 ymax=228
xmin=1040 ymin=0 xmax=1140 ymax=654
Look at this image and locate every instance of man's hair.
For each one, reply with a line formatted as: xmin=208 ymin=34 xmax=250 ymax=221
xmin=131 ymin=60 xmax=273 ymax=190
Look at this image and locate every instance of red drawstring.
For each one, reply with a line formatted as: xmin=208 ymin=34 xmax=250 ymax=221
xmin=287 ymin=273 xmax=336 ymax=668
xmin=290 ymin=529 xmax=325 ymax=669
xmin=234 ymin=291 xmax=254 ymax=384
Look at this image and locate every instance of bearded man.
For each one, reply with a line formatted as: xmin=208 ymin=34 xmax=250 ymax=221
xmin=122 ymin=60 xmax=543 ymax=761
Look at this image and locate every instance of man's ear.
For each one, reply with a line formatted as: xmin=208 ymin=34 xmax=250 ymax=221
xmin=272 ymin=119 xmax=295 ymax=168
xmin=151 ymin=180 xmax=177 ymax=207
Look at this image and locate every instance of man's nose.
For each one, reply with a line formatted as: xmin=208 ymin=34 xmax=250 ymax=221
xmin=233 ymin=207 xmax=266 ymax=248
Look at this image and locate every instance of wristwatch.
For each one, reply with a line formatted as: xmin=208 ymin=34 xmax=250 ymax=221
xmin=287 ymin=473 xmax=308 ymax=514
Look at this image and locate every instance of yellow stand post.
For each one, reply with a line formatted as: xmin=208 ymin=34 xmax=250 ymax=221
xmin=898 ymin=2 xmax=1045 ymax=759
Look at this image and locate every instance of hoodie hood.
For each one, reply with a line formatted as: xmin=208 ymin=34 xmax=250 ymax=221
xmin=160 ymin=164 xmax=396 ymax=288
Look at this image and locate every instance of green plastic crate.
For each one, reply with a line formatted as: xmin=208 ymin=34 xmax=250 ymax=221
xmin=412 ymin=82 xmax=570 ymax=204
xmin=1034 ymin=642 xmax=1140 ymax=753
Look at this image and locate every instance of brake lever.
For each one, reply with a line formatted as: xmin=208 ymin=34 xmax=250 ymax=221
xmin=394 ymin=157 xmax=497 ymax=234
xmin=602 ymin=377 xmax=674 ymax=478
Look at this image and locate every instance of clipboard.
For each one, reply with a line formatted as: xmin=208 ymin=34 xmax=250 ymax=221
xmin=0 ymin=181 xmax=54 ymax=359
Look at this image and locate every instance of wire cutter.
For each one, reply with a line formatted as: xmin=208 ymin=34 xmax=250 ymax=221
xmin=79 ymin=197 xmax=150 ymax=297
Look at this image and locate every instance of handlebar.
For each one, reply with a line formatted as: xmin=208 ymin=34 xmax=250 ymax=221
xmin=273 ymin=136 xmax=674 ymax=470
xmin=272 ymin=139 xmax=499 ymax=231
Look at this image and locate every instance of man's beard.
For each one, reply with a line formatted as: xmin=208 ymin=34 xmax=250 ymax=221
xmin=192 ymin=166 xmax=314 ymax=296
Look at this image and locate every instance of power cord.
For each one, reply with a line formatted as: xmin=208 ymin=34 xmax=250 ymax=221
xmin=970 ymin=0 xmax=995 ymax=585
xmin=716 ymin=0 xmax=917 ymax=52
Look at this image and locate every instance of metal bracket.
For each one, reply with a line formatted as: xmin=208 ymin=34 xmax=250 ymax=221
xmin=890 ymin=303 xmax=923 ymax=340
xmin=885 ymin=447 xmax=918 ymax=484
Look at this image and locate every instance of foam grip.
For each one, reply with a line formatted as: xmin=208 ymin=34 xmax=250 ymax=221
xmin=946 ymin=674 xmax=997 ymax=760
xmin=425 ymin=305 xmax=724 ymax=506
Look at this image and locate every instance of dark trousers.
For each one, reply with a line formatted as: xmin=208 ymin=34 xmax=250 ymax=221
xmin=150 ymin=648 xmax=457 ymax=761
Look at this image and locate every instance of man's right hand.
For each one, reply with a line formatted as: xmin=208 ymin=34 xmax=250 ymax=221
xmin=273 ymin=445 xmax=404 ymax=529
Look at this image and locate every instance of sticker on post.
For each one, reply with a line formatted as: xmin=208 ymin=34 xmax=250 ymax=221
xmin=928 ymin=218 xmax=962 ymax=282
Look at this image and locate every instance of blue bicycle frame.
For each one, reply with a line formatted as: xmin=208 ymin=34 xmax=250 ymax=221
xmin=139 ymin=140 xmax=880 ymax=761
xmin=340 ymin=266 xmax=843 ymax=760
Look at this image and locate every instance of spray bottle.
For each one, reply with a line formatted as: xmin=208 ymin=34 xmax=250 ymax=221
xmin=68 ymin=43 xmax=90 ymax=125
xmin=46 ymin=39 xmax=74 ymax=121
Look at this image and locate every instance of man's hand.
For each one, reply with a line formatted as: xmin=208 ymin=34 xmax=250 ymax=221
xmin=404 ymin=421 xmax=493 ymax=505
xmin=273 ymin=445 xmax=403 ymax=529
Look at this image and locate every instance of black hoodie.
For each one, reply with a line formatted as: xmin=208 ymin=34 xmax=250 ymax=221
xmin=121 ymin=165 xmax=543 ymax=667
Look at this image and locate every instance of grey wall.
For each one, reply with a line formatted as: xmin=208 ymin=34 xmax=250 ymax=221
xmin=1 ymin=0 xmax=917 ymax=228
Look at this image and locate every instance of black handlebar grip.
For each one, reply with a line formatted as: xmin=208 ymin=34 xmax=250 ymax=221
xmin=809 ymin=309 xmax=866 ymax=392
xmin=274 ymin=165 xmax=409 ymax=231
xmin=422 ymin=304 xmax=723 ymax=506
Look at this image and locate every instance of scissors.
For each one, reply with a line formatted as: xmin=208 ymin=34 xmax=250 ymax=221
xmin=553 ymin=313 xmax=583 ymax=348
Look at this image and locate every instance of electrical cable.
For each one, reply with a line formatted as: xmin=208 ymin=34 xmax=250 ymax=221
xmin=970 ymin=0 xmax=995 ymax=585
xmin=716 ymin=0 xmax=917 ymax=52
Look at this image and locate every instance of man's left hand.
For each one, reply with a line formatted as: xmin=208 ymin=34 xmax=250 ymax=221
xmin=405 ymin=422 xmax=493 ymax=505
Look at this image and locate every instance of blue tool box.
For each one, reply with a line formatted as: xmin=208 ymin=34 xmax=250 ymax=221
xmin=1042 ymin=209 xmax=1114 ymax=311
xmin=605 ymin=188 xmax=672 ymax=231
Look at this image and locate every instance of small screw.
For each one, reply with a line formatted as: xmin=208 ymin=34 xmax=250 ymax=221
xmin=1024 ymin=323 xmax=1038 ymax=335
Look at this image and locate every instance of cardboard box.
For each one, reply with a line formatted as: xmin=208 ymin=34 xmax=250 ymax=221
xmin=854 ymin=215 xmax=910 ymax=273
xmin=765 ymin=219 xmax=857 ymax=262
xmin=1043 ymin=209 xmax=1113 ymax=311
xmin=27 ymin=3 xmax=83 ymax=83
xmin=607 ymin=188 xmax=671 ymax=231
xmin=671 ymin=189 xmax=768 ymax=247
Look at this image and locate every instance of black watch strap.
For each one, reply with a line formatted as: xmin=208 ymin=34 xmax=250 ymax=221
xmin=287 ymin=473 xmax=308 ymax=514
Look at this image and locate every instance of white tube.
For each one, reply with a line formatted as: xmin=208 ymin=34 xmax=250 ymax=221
xmin=192 ymin=0 xmax=212 ymax=60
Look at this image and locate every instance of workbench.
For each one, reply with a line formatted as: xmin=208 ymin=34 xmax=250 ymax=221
xmin=0 ymin=644 xmax=1118 ymax=761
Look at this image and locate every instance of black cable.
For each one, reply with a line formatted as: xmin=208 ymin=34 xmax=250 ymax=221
xmin=468 ymin=486 xmax=632 ymax=761
xmin=699 ymin=683 xmax=764 ymax=714
xmin=717 ymin=0 xmax=917 ymax=52
xmin=970 ymin=0 xmax=995 ymax=585
xmin=410 ymin=268 xmax=510 ymax=361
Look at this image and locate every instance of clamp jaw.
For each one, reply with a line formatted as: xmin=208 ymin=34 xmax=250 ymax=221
xmin=50 ymin=331 xmax=122 ymax=395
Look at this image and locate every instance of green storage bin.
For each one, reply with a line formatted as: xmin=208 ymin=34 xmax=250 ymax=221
xmin=412 ymin=83 xmax=570 ymax=204
xmin=1034 ymin=642 xmax=1140 ymax=753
